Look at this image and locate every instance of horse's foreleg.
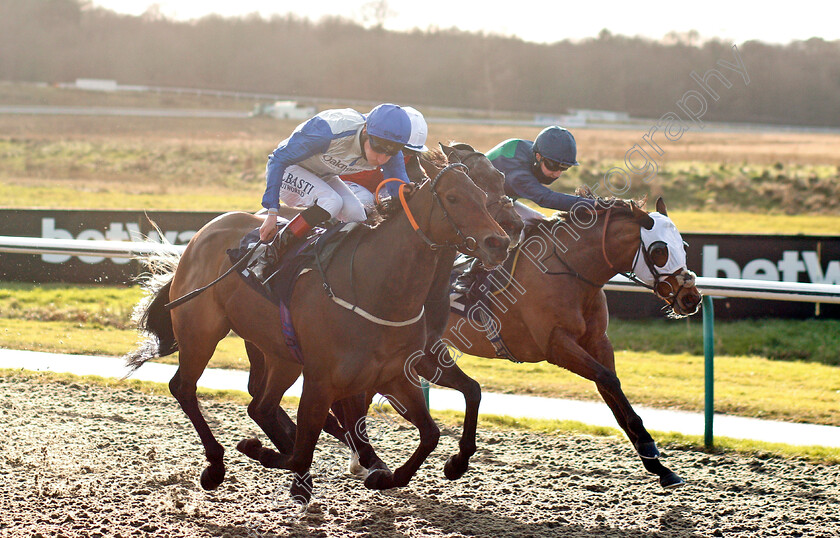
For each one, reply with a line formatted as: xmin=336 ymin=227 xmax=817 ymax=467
xmin=331 ymin=393 xmax=388 ymax=478
xmin=548 ymin=327 xmax=684 ymax=489
xmin=363 ymin=377 xmax=440 ymax=491
xmin=415 ymin=342 xmax=480 ymax=480
xmin=285 ymin=377 xmax=335 ymax=505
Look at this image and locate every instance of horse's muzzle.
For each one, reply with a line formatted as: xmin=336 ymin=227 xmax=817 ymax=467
xmin=481 ymin=233 xmax=511 ymax=266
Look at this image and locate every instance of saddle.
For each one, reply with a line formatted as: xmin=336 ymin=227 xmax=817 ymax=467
xmin=449 ymin=249 xmax=521 ymax=313
xmin=227 ymin=221 xmax=362 ymax=307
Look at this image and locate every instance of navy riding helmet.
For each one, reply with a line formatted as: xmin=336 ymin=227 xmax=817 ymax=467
xmin=533 ymin=126 xmax=579 ymax=166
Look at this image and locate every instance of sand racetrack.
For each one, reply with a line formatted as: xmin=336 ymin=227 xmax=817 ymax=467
xmin=1 ymin=374 xmax=838 ymax=537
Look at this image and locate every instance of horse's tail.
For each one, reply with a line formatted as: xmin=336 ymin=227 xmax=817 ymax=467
xmin=124 ymin=274 xmax=179 ymax=376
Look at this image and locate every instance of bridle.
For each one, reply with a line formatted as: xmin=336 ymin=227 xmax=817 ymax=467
xmin=380 ymin=162 xmax=480 ymax=252
xmin=455 ymin=150 xmax=515 ymax=213
xmin=548 ymin=205 xmax=694 ymax=305
xmin=599 ymin=206 xmax=695 ymax=303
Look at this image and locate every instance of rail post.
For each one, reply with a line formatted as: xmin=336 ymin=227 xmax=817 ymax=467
xmin=703 ymin=295 xmax=715 ymax=448
xmin=421 ymin=378 xmax=430 ymax=409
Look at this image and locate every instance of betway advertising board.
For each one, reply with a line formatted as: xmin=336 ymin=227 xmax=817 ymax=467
xmin=0 ymin=209 xmax=222 ymax=284
xmin=1 ymin=210 xmax=838 ymax=319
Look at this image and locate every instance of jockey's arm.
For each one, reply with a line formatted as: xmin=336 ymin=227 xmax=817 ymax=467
xmin=261 ymin=118 xmax=332 ymax=211
xmin=507 ymin=169 xmax=591 ymax=211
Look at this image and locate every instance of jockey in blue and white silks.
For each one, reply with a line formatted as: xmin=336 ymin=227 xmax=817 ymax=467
xmin=259 ymin=104 xmax=413 ymax=250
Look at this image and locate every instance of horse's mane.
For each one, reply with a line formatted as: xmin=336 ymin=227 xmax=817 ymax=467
xmin=522 ymin=187 xmax=647 ymax=237
xmin=372 ymin=141 xmax=480 ymax=227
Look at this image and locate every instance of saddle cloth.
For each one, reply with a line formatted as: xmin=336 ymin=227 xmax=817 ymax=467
xmin=227 ymin=220 xmax=361 ymax=307
xmin=449 ymin=248 xmax=521 ymax=315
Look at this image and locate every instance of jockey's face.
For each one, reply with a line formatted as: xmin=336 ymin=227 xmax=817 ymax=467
xmin=363 ymin=129 xmax=399 ymax=166
xmin=535 ymin=153 xmax=569 ymax=180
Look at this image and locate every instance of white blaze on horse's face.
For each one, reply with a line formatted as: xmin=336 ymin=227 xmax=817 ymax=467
xmin=633 ymin=212 xmax=689 ymax=287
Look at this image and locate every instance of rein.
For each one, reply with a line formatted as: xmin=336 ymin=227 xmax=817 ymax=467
xmin=543 ymin=205 xmax=657 ymax=293
xmin=314 ymin=166 xmax=477 ymax=328
xmin=387 ymin=162 xmax=479 ymax=252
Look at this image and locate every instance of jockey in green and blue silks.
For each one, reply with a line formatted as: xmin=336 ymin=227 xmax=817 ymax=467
xmin=486 ymin=126 xmax=594 ymax=220
xmin=452 ymin=125 xmax=594 ymax=294
xmin=259 ymin=104 xmax=412 ymax=246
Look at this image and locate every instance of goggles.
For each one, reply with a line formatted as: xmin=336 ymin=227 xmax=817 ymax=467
xmin=368 ymin=135 xmax=404 ymax=157
xmin=541 ymin=156 xmax=571 ymax=172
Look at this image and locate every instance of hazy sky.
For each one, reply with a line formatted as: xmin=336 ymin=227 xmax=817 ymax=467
xmin=89 ymin=0 xmax=833 ymax=45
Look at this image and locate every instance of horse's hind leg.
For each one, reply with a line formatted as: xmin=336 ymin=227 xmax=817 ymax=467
xmin=239 ymin=351 xmax=301 ymax=463
xmin=239 ymin=342 xmax=350 ymax=460
xmin=415 ymin=341 xmax=479 ymax=480
xmin=242 ymin=341 xmax=296 ymax=451
xmin=363 ymin=377 xmax=440 ymax=491
xmin=169 ymin=317 xmax=230 ymax=490
xmin=331 ymin=393 xmax=389 ymax=478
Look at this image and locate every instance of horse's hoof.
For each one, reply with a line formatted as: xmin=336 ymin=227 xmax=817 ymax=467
xmin=200 ymin=464 xmax=225 ymax=491
xmin=443 ymin=454 xmax=469 ymax=481
xmin=364 ymin=468 xmax=394 ymax=490
xmin=236 ymin=438 xmax=263 ymax=460
xmin=258 ymin=448 xmax=286 ymax=469
xmin=348 ymin=452 xmax=369 ymax=479
xmin=660 ymin=471 xmax=685 ymax=489
xmin=636 ymin=441 xmax=661 ymax=460
xmin=290 ymin=474 xmax=313 ymax=506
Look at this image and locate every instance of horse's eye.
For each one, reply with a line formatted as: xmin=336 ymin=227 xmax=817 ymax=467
xmin=446 ymin=194 xmax=458 ymax=204
xmin=648 ymin=241 xmax=669 ymax=267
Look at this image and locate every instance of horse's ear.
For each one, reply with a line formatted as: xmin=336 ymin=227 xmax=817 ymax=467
xmin=655 ymin=197 xmax=668 ymax=216
xmin=450 ymin=141 xmax=476 ymax=152
xmin=419 ymin=155 xmax=441 ymax=178
xmin=632 ymin=202 xmax=655 ymax=230
xmin=439 ymin=142 xmax=457 ymax=161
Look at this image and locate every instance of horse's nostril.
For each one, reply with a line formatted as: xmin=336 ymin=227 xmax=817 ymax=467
xmin=484 ymin=235 xmax=509 ymax=252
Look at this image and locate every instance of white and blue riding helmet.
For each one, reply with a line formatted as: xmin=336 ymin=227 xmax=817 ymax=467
xmin=402 ymin=106 xmax=428 ymax=153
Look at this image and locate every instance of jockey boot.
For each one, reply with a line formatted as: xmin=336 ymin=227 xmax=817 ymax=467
xmin=452 ymin=257 xmax=488 ymax=295
xmin=271 ymin=205 xmax=331 ymax=260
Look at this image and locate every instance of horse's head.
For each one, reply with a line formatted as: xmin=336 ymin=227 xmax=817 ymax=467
xmin=630 ymin=198 xmax=702 ymax=318
xmin=412 ymin=160 xmax=510 ymax=267
xmin=439 ymin=142 xmax=524 ymax=247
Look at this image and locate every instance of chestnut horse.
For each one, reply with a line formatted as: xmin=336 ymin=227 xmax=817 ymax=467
xmin=126 ymin=161 xmax=510 ymax=503
xmin=340 ymin=196 xmax=701 ymax=490
xmin=434 ymin=196 xmax=702 ymax=488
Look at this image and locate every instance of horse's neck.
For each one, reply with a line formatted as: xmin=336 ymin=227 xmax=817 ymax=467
xmin=557 ymin=214 xmax=641 ymax=285
xmin=595 ymin=214 xmax=641 ymax=281
xmin=351 ymin=196 xmax=443 ymax=317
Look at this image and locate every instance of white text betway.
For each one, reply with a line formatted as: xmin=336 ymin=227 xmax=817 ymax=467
xmin=41 ymin=218 xmax=196 ymax=264
xmin=704 ymin=245 xmax=840 ymax=285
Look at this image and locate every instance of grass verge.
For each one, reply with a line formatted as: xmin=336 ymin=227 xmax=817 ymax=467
xmin=2 ymin=316 xmax=839 ymax=427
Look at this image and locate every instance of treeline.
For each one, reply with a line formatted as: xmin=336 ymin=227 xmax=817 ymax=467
xmin=2 ymin=0 xmax=840 ymax=127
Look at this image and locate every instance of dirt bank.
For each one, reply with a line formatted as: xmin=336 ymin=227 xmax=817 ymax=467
xmin=0 ymin=375 xmax=837 ymax=537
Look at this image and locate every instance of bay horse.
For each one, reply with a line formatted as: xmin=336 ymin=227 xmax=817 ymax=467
xmin=126 ymin=160 xmax=510 ymax=503
xmin=319 ymin=144 xmax=524 ymax=482
xmin=433 ymin=195 xmax=702 ymax=489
